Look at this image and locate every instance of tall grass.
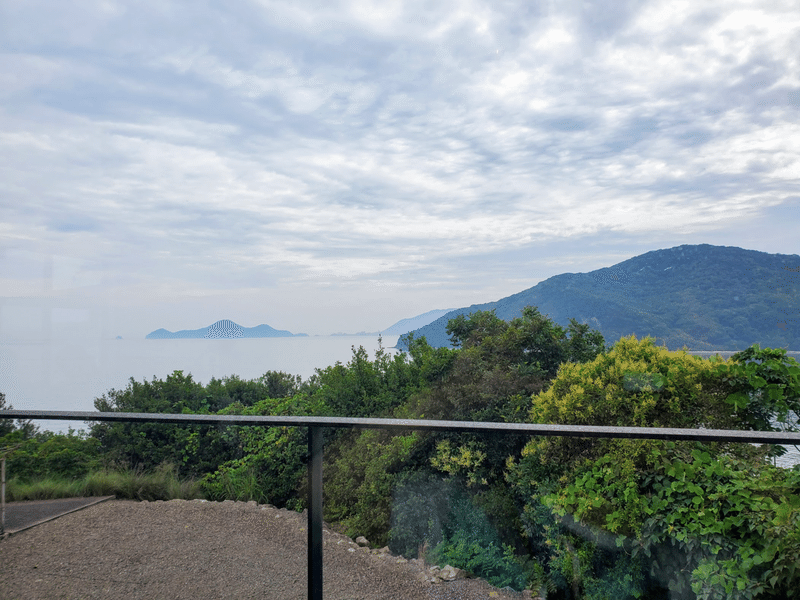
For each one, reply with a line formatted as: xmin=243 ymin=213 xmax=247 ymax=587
xmin=5 ymin=463 xmax=204 ymax=502
xmin=201 ymin=467 xmax=270 ymax=504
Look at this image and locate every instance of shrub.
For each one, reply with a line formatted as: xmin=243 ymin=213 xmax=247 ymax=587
xmin=427 ymin=485 xmax=528 ymax=591
xmin=389 ymin=471 xmax=452 ymax=558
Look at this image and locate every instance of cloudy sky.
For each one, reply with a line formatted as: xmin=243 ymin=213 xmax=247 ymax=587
xmin=2 ymin=0 xmax=799 ymax=338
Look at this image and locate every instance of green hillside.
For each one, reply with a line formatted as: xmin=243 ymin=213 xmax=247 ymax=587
xmin=401 ymin=244 xmax=800 ymax=350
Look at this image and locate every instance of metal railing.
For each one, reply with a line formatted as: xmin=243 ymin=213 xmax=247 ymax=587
xmin=4 ymin=409 xmax=800 ymax=599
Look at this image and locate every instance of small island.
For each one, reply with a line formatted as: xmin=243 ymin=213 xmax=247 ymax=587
xmin=145 ymin=319 xmax=307 ymax=339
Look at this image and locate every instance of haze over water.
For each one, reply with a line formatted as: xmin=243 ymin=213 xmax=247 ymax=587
xmin=0 ymin=335 xmax=400 ymax=433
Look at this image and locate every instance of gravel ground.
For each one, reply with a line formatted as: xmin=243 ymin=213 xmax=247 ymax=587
xmin=0 ymin=499 xmax=526 ymax=600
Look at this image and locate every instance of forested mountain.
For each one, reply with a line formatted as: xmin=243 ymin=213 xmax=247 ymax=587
xmin=400 ymin=244 xmax=800 ymax=351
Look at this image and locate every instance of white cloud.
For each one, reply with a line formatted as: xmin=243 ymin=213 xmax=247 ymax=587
xmin=0 ymin=0 xmax=798 ymax=335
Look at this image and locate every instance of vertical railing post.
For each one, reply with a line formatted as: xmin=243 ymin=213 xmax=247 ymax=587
xmin=308 ymin=426 xmax=323 ymax=600
xmin=1 ymin=455 xmax=5 ymax=536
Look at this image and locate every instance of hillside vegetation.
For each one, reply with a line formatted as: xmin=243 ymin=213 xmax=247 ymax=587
xmin=3 ymin=309 xmax=800 ymax=599
xmin=401 ymin=244 xmax=800 ymax=351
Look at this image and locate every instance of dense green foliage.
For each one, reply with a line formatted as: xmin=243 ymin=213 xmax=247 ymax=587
xmin=90 ymin=370 xmax=302 ymax=477
xmin=3 ymin=307 xmax=799 ymax=599
xmin=3 ymin=429 xmax=101 ymax=482
xmin=508 ymin=338 xmax=800 ymax=598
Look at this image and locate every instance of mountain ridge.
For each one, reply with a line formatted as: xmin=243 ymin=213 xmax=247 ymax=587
xmin=398 ymin=244 xmax=800 ymax=351
xmin=380 ymin=308 xmax=456 ymax=336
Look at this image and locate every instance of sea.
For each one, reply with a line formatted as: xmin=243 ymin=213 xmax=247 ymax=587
xmin=0 ymin=335 xmax=400 ymax=433
xmin=1 ymin=336 xmax=797 ymax=466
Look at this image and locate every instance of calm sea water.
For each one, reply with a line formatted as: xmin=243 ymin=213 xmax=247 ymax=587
xmin=1 ymin=336 xmax=797 ymax=466
xmin=0 ymin=335 xmax=400 ymax=433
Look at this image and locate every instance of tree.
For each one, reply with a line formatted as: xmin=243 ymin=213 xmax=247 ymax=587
xmin=0 ymin=391 xmax=36 ymax=438
xmin=0 ymin=391 xmax=12 ymax=436
xmin=90 ymin=371 xmax=218 ymax=475
xmin=714 ymin=345 xmax=800 ymax=436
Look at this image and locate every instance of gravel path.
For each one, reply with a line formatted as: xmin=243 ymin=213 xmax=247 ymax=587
xmin=0 ymin=499 xmax=526 ymax=600
xmin=2 ymin=497 xmax=115 ymax=534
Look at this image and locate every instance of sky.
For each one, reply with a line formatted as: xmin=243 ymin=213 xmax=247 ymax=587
xmin=2 ymin=0 xmax=799 ymax=339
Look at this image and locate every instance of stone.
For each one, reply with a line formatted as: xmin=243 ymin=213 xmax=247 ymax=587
xmin=355 ymin=536 xmax=369 ymax=546
xmin=437 ymin=565 xmax=465 ymax=581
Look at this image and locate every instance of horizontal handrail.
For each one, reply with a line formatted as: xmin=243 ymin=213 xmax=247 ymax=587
xmin=3 ymin=409 xmax=800 ymax=444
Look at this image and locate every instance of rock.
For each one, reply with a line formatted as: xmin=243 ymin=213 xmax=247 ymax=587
xmin=437 ymin=565 xmax=465 ymax=581
xmin=355 ymin=536 xmax=369 ymax=546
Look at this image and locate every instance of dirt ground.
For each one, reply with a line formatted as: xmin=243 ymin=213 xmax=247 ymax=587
xmin=0 ymin=499 xmax=526 ymax=600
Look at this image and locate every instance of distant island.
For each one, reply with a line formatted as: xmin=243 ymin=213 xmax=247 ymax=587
xmin=146 ymin=319 xmax=307 ymax=339
xmin=330 ymin=332 xmax=381 ymax=337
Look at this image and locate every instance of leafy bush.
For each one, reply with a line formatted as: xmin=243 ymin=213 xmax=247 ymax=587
xmin=323 ymin=429 xmax=421 ymax=545
xmin=201 ymin=395 xmax=318 ymax=508
xmin=428 ymin=487 xmax=528 ymax=591
xmin=640 ymin=447 xmax=800 ymax=599
xmin=2 ymin=428 xmax=101 ymax=482
xmin=389 ymin=471 xmax=453 ymax=558
xmin=713 ymin=345 xmax=800 ymax=440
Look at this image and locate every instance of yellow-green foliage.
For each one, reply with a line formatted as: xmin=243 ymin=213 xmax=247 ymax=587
xmin=431 ymin=439 xmax=488 ymax=485
xmin=518 ymin=335 xmax=738 ymax=473
xmin=530 ymin=335 xmax=732 ymax=429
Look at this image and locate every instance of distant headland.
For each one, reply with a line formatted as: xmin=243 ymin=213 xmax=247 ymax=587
xmin=145 ymin=319 xmax=307 ymax=339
